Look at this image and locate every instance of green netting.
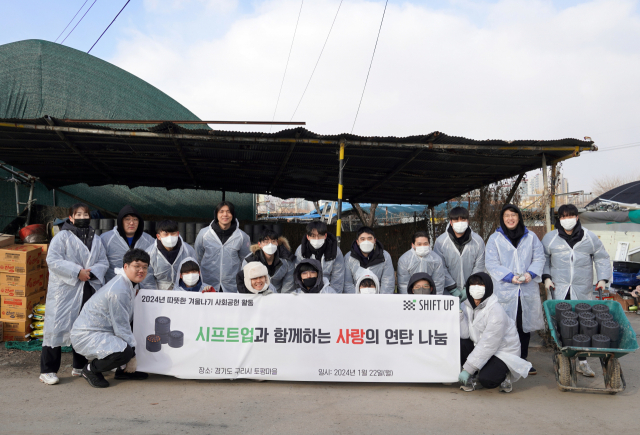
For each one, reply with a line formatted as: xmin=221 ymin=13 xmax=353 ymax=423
xmin=5 ymin=340 xmax=72 ymax=352
xmin=0 ymin=40 xmax=206 ymax=130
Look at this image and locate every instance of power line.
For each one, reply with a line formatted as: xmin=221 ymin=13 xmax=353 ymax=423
xmin=597 ymin=141 xmax=640 ymax=152
xmin=351 ymin=0 xmax=388 ymax=134
xmin=54 ymin=0 xmax=90 ymax=43
xmin=88 ymin=0 xmax=131 ymax=54
xmin=61 ymin=0 xmax=98 ymax=45
xmin=290 ymin=0 xmax=344 ymax=121
xmin=270 ymin=0 xmax=304 ymax=132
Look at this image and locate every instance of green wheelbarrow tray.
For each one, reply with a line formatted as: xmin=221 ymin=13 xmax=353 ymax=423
xmin=543 ymin=300 xmax=638 ymax=394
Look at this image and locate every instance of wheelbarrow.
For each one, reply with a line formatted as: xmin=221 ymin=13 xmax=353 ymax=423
xmin=543 ymin=300 xmax=638 ymax=394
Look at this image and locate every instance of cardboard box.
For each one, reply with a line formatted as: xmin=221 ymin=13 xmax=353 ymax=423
xmin=0 ymin=268 xmax=47 ymax=297
xmin=2 ymin=318 xmax=30 ymax=333
xmin=27 ymin=243 xmax=49 ymax=267
xmin=0 ymin=320 xmax=4 ymax=342
xmin=0 ymin=307 xmax=30 ymax=320
xmin=0 ymin=291 xmax=45 ymax=312
xmin=0 ymin=234 xmax=14 ymax=249
xmin=0 ymin=244 xmax=42 ymax=274
xmin=3 ymin=330 xmax=29 ymax=342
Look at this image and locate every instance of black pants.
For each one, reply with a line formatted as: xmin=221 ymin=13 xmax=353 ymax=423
xmin=40 ymin=283 xmax=94 ymax=373
xmin=460 ymin=338 xmax=509 ymax=389
xmin=90 ymin=345 xmax=134 ymax=373
xmin=516 ymin=299 xmax=530 ymax=360
xmin=41 ymin=345 xmax=88 ymax=373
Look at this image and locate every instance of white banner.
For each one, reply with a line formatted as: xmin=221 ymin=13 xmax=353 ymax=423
xmin=133 ymin=290 xmax=460 ymax=382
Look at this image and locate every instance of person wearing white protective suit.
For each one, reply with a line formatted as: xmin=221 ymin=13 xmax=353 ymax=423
xmin=344 ymin=226 xmax=395 ymax=294
xmin=485 ymin=204 xmax=545 ymax=376
xmin=236 ymin=261 xmax=276 ymax=295
xmin=141 ymin=220 xmax=195 ymax=290
xmin=195 ymin=201 xmax=251 ymax=293
xmin=71 ymin=249 xmax=151 ymax=388
xmin=355 ymin=270 xmax=380 ymax=294
xmin=292 ymin=259 xmax=337 ymax=294
xmin=40 ymin=203 xmax=109 ymax=386
xmin=458 ymin=273 xmax=532 ymax=393
xmin=542 ymin=204 xmax=612 ymax=377
xmin=433 ymin=206 xmax=486 ymax=301
xmin=174 ymin=257 xmax=216 ymax=292
xmin=101 ymin=205 xmax=155 ymax=282
xmin=243 ymin=229 xmax=295 ymax=293
xmin=397 ymin=231 xmax=447 ymax=295
xmin=295 ymin=221 xmax=345 ymax=293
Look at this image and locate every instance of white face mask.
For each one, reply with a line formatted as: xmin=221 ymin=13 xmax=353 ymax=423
xmin=452 ymin=221 xmax=469 ymax=234
xmin=560 ymin=218 xmax=577 ymax=231
xmin=309 ymin=238 xmax=325 ymax=249
xmin=262 ymin=243 xmax=278 ymax=255
xmin=415 ymin=245 xmax=431 ymax=257
xmin=161 ymin=235 xmax=179 ymax=248
xmin=359 ymin=240 xmax=375 ymax=253
xmin=469 ymin=285 xmax=485 ymax=300
xmin=359 ymin=287 xmax=377 ymax=294
xmin=182 ymin=272 xmax=200 ymax=286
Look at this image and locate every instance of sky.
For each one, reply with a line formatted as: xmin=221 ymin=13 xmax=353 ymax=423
xmin=2 ymin=0 xmax=640 ymax=197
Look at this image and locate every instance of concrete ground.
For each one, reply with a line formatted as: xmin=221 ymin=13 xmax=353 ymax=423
xmin=1 ymin=315 xmax=639 ymax=435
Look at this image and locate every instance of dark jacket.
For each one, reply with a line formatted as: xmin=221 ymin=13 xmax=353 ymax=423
xmin=300 ymin=233 xmax=339 ymax=262
xmin=349 ymin=240 xmax=386 ymax=268
xmin=465 ymin=272 xmax=494 ymax=308
xmin=293 ymin=258 xmax=326 ymax=293
xmin=116 ymin=205 xmax=145 ymax=249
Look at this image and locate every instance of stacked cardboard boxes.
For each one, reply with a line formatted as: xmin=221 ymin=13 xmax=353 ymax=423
xmin=0 ymin=244 xmax=47 ymax=342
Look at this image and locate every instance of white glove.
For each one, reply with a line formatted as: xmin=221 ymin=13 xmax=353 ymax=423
xmin=596 ymin=280 xmax=607 ymax=291
xmin=124 ymin=356 xmax=137 ymax=373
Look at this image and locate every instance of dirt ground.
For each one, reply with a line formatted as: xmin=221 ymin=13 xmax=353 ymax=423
xmin=1 ymin=316 xmax=639 ymax=435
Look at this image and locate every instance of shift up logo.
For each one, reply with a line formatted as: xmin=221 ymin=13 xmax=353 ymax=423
xmin=403 ymin=300 xmax=416 ymax=310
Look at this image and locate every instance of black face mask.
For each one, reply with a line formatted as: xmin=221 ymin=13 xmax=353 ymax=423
xmin=302 ymin=277 xmax=317 ymax=288
xmin=74 ymin=218 xmax=91 ymax=228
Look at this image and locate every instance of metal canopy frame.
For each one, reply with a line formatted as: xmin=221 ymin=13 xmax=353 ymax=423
xmin=0 ymin=118 xmax=596 ymax=206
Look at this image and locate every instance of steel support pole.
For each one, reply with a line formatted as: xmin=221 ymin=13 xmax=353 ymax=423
xmin=542 ymin=154 xmax=551 ymax=233
xmin=337 ymin=141 xmax=345 ymax=244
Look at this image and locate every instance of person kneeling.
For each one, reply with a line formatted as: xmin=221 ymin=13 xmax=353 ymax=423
xmin=355 ymin=271 xmax=380 ymax=294
xmin=70 ymin=249 xmax=151 ymax=388
xmin=293 ymin=259 xmax=337 ymax=293
xmin=406 ymin=272 xmax=452 ymax=295
xmin=236 ymin=262 xmax=276 ymax=295
xmin=175 ymin=258 xmax=215 ymax=292
xmin=458 ymin=272 xmax=532 ymax=393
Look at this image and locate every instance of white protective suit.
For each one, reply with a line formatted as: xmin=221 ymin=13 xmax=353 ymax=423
xmin=70 ymin=269 xmax=137 ymax=360
xmin=396 ymin=249 xmax=447 ymax=295
xmin=343 ymin=241 xmax=395 ymax=294
xmin=433 ymin=228 xmax=485 ymax=290
xmin=354 ymin=270 xmax=381 ymax=294
xmin=542 ymin=228 xmax=612 ymax=300
xmin=141 ymin=237 xmax=196 ymax=290
xmin=101 ymin=227 xmax=155 ymax=282
xmin=462 ymin=294 xmax=532 ymax=382
xmin=195 ymin=219 xmax=251 ymax=293
xmin=43 ymin=228 xmax=109 ymax=348
xmin=485 ymin=228 xmax=546 ymax=333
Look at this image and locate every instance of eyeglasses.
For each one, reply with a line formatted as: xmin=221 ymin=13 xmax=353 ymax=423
xmin=129 ymin=265 xmax=148 ymax=272
xmin=504 ymin=213 xmax=519 ymax=218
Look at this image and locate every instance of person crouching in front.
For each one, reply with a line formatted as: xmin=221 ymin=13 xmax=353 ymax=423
xmin=236 ymin=262 xmax=276 ymax=295
xmin=174 ymin=257 xmax=215 ymax=292
xmin=292 ymin=259 xmax=337 ymax=294
xmin=70 ymin=249 xmax=151 ymax=388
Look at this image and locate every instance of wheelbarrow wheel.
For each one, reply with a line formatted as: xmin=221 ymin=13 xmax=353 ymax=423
xmin=557 ymin=353 xmax=571 ymax=391
xmin=606 ymin=358 xmax=622 ymax=394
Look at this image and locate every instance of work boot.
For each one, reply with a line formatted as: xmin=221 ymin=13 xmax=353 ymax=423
xmin=528 ymin=366 xmax=537 ymax=375
xmin=39 ymin=373 xmax=59 ymax=385
xmin=499 ymin=373 xmax=512 ymax=393
xmin=577 ymin=360 xmax=595 ymax=377
xmin=114 ymin=368 xmax=148 ymax=380
xmin=82 ymin=365 xmax=110 ymax=388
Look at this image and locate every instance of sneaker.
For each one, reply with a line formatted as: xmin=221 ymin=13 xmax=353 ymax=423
xmin=39 ymin=373 xmax=59 ymax=385
xmin=459 ymin=375 xmax=482 ymax=391
xmin=528 ymin=366 xmax=537 ymax=375
xmin=81 ymin=365 xmax=110 ymax=388
xmin=577 ymin=360 xmax=595 ymax=377
xmin=114 ymin=368 xmax=148 ymax=380
xmin=499 ymin=373 xmax=512 ymax=393
xmin=71 ymin=368 xmax=83 ymax=377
